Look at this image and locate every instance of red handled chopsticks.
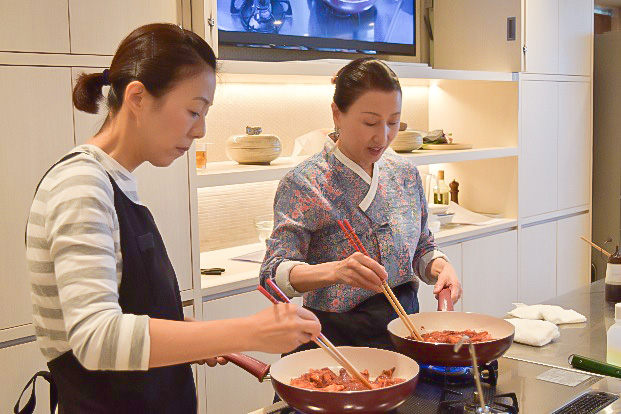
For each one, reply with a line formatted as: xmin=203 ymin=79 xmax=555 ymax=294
xmin=337 ymin=219 xmax=424 ymax=341
xmin=257 ymin=280 xmax=373 ymax=389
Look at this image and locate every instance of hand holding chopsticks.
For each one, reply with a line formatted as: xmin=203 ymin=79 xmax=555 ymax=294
xmin=338 ymin=220 xmax=424 ymax=342
xmin=258 ymin=279 xmax=374 ymax=389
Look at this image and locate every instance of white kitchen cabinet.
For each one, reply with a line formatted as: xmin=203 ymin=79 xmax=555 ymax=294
xmin=520 ymin=81 xmax=559 ymax=218
xmin=559 ymin=0 xmax=593 ymax=76
xmin=524 ymin=0 xmax=559 ymax=74
xmin=0 ymin=0 xmax=70 ymax=53
xmin=0 ymin=66 xmax=75 ymax=330
xmin=557 ymin=213 xmax=591 ymax=296
xmin=433 ymin=0 xmax=592 ymax=76
xmin=519 ymin=222 xmax=557 ymax=304
xmin=202 ymin=291 xmax=278 ymax=414
xmin=433 ymin=0 xmax=522 ymax=72
xmin=69 ymin=0 xmax=180 ymax=55
xmin=1 ymin=340 xmax=51 ymax=414
xmin=462 ymin=231 xmax=518 ymax=317
xmin=558 ymin=81 xmax=591 ymax=210
xmin=71 ymin=67 xmax=194 ymax=292
xmin=417 ymin=244 xmax=463 ymax=312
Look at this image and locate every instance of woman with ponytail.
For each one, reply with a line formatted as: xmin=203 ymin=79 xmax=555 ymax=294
xmin=20 ymin=23 xmax=320 ymax=414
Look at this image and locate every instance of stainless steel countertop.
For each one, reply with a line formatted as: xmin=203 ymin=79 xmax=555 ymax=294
xmin=505 ymin=279 xmax=616 ymax=368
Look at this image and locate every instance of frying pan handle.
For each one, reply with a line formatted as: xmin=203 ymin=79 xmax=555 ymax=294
xmin=437 ymin=288 xmax=454 ymax=312
xmin=222 ymin=353 xmax=271 ymax=382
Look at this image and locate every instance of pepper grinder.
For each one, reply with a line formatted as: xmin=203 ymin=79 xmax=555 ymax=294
xmin=450 ymin=179 xmax=459 ymax=204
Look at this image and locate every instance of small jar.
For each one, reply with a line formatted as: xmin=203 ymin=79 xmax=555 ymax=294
xmin=225 ymin=126 xmax=282 ymax=165
xmin=606 ymin=246 xmax=621 ymax=302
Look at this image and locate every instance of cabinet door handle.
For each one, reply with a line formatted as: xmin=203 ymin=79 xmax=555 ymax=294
xmin=507 ymin=17 xmax=516 ymax=41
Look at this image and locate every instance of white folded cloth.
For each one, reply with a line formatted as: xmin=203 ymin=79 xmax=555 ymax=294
xmin=505 ymin=318 xmax=560 ymax=347
xmin=508 ymin=303 xmax=587 ymax=325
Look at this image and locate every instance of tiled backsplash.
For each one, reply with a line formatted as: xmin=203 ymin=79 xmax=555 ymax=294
xmin=198 ymin=181 xmax=279 ymax=251
xmin=203 ymin=82 xmax=429 ymax=162
xmin=198 ymin=81 xmax=429 ymax=252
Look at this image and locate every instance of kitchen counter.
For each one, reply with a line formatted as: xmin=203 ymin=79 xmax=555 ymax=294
xmin=505 ymin=279 xmax=615 ymax=368
xmin=200 ymin=219 xmax=518 ymax=299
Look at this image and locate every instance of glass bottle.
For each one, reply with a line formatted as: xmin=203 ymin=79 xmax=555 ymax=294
xmin=607 ymin=303 xmax=621 ymax=365
xmin=433 ymin=170 xmax=450 ymax=205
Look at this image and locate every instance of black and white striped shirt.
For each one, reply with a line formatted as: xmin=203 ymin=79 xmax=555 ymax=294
xmin=26 ymin=144 xmax=150 ymax=371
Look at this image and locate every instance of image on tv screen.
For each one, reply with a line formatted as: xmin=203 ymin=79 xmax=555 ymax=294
xmin=217 ymin=0 xmax=415 ymax=54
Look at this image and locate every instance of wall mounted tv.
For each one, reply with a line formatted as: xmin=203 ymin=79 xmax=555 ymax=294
xmin=217 ymin=0 xmax=416 ymax=55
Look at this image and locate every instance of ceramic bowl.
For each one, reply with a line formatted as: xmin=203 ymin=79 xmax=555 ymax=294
xmin=390 ymin=130 xmax=424 ymax=152
xmin=436 ymin=212 xmax=454 ymax=226
xmin=226 ymin=127 xmax=282 ymax=165
xmin=427 ymin=203 xmax=450 ymax=215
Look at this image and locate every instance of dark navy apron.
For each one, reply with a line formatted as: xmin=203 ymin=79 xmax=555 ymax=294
xmin=292 ymin=281 xmax=418 ymax=353
xmin=16 ymin=153 xmax=196 ymax=414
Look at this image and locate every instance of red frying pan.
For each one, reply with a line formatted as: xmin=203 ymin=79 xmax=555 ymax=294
xmin=387 ymin=289 xmax=515 ymax=366
xmin=224 ymin=346 xmax=420 ymax=414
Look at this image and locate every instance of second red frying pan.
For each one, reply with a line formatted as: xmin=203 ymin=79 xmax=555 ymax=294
xmin=387 ymin=290 xmax=515 ymax=367
xmin=224 ymin=346 xmax=420 ymax=414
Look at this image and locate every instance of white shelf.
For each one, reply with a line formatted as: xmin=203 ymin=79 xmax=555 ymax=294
xmin=397 ymin=146 xmax=518 ymax=165
xmin=196 ymin=156 xmax=309 ymax=188
xmin=196 ymin=147 xmax=518 ymax=188
xmin=218 ymin=59 xmax=518 ymax=85
xmin=199 ymin=219 xmax=517 ymax=298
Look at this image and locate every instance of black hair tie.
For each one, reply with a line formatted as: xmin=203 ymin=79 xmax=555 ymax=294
xmin=101 ymin=69 xmax=111 ymax=86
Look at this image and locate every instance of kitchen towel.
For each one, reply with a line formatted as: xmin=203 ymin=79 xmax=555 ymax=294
xmin=508 ymin=303 xmax=587 ymax=324
xmin=505 ymin=318 xmax=560 ymax=347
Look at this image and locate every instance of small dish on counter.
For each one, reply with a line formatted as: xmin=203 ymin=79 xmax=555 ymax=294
xmin=436 ymin=212 xmax=454 ymax=226
xmin=428 ymin=203 xmax=450 ymax=215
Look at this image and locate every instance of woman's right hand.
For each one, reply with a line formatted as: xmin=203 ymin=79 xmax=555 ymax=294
xmin=248 ymin=303 xmax=321 ymax=354
xmin=332 ymin=252 xmax=387 ymax=293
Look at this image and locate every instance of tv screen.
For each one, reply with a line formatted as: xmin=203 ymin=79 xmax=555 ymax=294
xmin=217 ymin=0 xmax=416 ymax=55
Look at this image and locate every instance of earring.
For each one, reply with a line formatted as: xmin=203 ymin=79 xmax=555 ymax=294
xmin=333 ymin=126 xmax=340 ymax=139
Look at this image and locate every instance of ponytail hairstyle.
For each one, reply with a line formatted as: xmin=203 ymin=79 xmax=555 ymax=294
xmin=332 ymin=57 xmax=401 ymax=113
xmin=72 ymin=23 xmax=217 ymax=116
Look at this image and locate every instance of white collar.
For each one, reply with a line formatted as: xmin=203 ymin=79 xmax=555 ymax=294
xmin=325 ymin=138 xmax=379 ymax=212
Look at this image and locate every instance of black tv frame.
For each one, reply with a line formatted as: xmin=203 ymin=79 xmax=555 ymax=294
xmin=218 ymin=20 xmax=416 ymax=56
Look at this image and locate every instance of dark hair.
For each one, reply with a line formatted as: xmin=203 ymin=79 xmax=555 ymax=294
xmin=72 ymin=23 xmax=217 ymax=115
xmin=332 ymin=57 xmax=401 ymax=113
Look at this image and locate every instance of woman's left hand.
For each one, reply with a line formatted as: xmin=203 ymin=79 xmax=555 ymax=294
xmin=432 ymin=259 xmax=462 ymax=304
xmin=184 ymin=316 xmax=229 ymax=367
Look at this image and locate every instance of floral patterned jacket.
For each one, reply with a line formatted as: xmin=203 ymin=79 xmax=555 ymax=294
xmin=260 ymin=139 xmax=446 ymax=312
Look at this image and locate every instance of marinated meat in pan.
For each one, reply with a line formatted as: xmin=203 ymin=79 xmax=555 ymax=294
xmin=409 ymin=329 xmax=493 ymax=344
xmin=289 ymin=367 xmax=405 ymax=391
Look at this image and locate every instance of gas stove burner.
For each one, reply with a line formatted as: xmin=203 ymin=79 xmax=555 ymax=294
xmin=439 ymin=391 xmax=519 ymax=414
xmin=420 ymin=361 xmax=498 ymax=386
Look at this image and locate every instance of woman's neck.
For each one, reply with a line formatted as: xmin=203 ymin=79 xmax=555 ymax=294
xmin=87 ymin=114 xmax=144 ymax=172
xmin=336 ymin=140 xmax=373 ymax=177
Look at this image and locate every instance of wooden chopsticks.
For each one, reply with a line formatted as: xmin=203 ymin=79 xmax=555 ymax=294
xmin=338 ymin=219 xmax=424 ymax=342
xmin=258 ymin=279 xmax=373 ymax=389
xmin=580 ymin=236 xmax=611 ymax=258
